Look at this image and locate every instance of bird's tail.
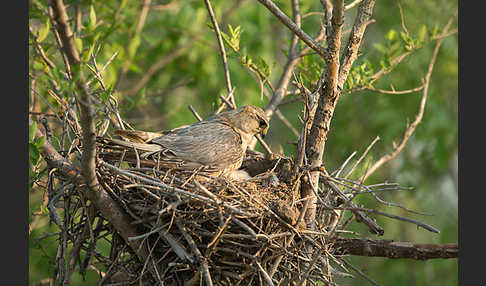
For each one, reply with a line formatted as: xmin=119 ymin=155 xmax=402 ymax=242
xmin=97 ymin=137 xmax=162 ymax=153
xmin=114 ymin=129 xmax=164 ymax=143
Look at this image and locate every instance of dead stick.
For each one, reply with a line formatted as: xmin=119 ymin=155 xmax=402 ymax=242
xmin=175 ymin=218 xmax=213 ymax=286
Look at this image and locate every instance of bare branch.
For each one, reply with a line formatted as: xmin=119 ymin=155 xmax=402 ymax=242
xmin=344 ymin=0 xmax=363 ymax=11
xmin=322 ymin=175 xmax=385 ymax=235
xmin=359 ymin=10 xmax=458 ymax=182
xmin=256 ymin=0 xmax=327 ymax=59
xmin=29 ymin=25 xmax=56 ymax=69
xmin=364 ymin=84 xmax=424 ymax=95
xmin=49 ymin=0 xmax=80 ymax=66
xmin=48 ymin=0 xmax=163 ymax=281
xmin=204 ymin=0 xmax=235 ymax=107
xmin=333 ymin=238 xmax=458 ymax=259
xmin=344 ymin=136 xmax=380 ymax=179
xmin=263 ymin=0 xmax=302 ymax=119
xmin=339 ymin=258 xmax=382 ymax=286
xmin=188 ymin=105 xmax=203 ymax=122
xmin=175 ymin=219 xmax=214 ymax=286
xmin=331 ymin=205 xmax=439 ymax=233
xmin=302 ymin=0 xmax=345 ymax=225
xmin=34 ymin=127 xmax=161 ymax=278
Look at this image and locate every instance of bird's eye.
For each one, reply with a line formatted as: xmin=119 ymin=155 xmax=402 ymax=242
xmin=259 ymin=119 xmax=267 ymax=128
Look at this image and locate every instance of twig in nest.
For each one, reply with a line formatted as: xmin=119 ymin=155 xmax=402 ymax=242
xmin=255 ymin=260 xmax=275 ymax=286
xmin=175 ymin=218 xmax=213 ymax=286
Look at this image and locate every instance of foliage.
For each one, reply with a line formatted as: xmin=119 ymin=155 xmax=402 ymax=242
xmin=29 ymin=0 xmax=457 ymax=285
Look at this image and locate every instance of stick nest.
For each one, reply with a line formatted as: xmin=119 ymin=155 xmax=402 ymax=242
xmin=95 ymin=140 xmax=339 ymax=285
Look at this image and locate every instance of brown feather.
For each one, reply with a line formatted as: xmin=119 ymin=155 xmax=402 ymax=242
xmin=101 ymin=105 xmax=269 ymax=177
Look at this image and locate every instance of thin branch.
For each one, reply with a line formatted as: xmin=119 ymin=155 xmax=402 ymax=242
xmin=344 ymin=0 xmax=363 ymax=11
xmin=344 ymin=135 xmax=380 ymax=179
xmin=263 ymin=0 xmax=302 ymax=119
xmin=49 ymin=0 xmax=81 ymax=66
xmin=323 ymin=176 xmax=384 ymax=235
xmin=34 ymin=127 xmax=161 ymax=279
xmin=397 ymin=0 xmax=409 ymax=37
xmin=339 ymin=258 xmax=382 ymax=286
xmin=359 ymin=10 xmax=457 ymax=182
xmin=175 ymin=219 xmax=214 ymax=286
xmin=204 ymin=0 xmax=235 ymax=107
xmin=188 ymin=105 xmax=203 ymax=122
xmin=330 ymin=206 xmax=439 ymax=233
xmin=29 ymin=25 xmax=56 ymax=69
xmin=338 ymin=0 xmax=376 ymax=89
xmin=256 ymin=0 xmax=327 ymax=59
xmin=332 ymin=151 xmax=356 ymax=177
xmin=364 ymin=84 xmax=424 ymax=95
xmin=255 ymin=260 xmax=275 ymax=286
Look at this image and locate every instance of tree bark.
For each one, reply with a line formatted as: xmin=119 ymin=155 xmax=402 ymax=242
xmin=332 ymin=238 xmax=458 ymax=260
xmin=302 ymin=0 xmax=376 ymax=226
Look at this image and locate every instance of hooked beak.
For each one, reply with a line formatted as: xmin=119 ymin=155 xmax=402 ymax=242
xmin=260 ymin=126 xmax=269 ymax=139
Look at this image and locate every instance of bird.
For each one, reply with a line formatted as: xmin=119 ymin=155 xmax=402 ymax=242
xmin=102 ymin=105 xmax=269 ymax=177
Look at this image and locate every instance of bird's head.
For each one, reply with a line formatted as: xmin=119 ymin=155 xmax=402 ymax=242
xmin=223 ymin=105 xmax=269 ymax=139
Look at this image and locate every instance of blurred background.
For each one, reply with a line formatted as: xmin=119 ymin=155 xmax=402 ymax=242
xmin=29 ymin=0 xmax=457 ymax=285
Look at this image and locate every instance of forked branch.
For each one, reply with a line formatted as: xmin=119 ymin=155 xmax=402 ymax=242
xmin=360 ymin=9 xmax=458 ymax=182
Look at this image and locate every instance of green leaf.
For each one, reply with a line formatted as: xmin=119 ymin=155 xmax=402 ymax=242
xmin=128 ymin=34 xmax=141 ymax=58
xmin=429 ymin=25 xmax=440 ymax=38
xmin=89 ymin=5 xmax=97 ymax=31
xmin=257 ymin=57 xmax=271 ymax=78
xmin=400 ymin=31 xmax=412 ymax=44
xmin=34 ymin=135 xmax=45 ymax=148
xmin=389 ymin=42 xmax=401 ymax=55
xmin=99 ymin=85 xmax=113 ymax=102
xmin=29 ymin=121 xmax=37 ymax=143
xmin=74 ymin=35 xmax=83 ymax=54
xmin=417 ymin=24 xmax=428 ymax=44
xmin=37 ymin=19 xmax=50 ymax=43
xmin=373 ymin=43 xmax=387 ymax=54
xmin=346 ymin=74 xmax=354 ymax=89
xmin=228 ymin=24 xmax=242 ymax=52
xmin=385 ymin=29 xmax=397 ymax=42
xmin=29 ymin=143 xmax=40 ymax=166
xmin=32 ymin=60 xmax=45 ymax=71
xmin=83 ymin=33 xmax=100 ymax=62
xmin=221 ymin=31 xmax=232 ymax=48
xmin=245 ymin=56 xmax=252 ymax=66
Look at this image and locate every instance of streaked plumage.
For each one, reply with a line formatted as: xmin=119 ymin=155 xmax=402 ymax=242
xmin=105 ymin=105 xmax=269 ymax=177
